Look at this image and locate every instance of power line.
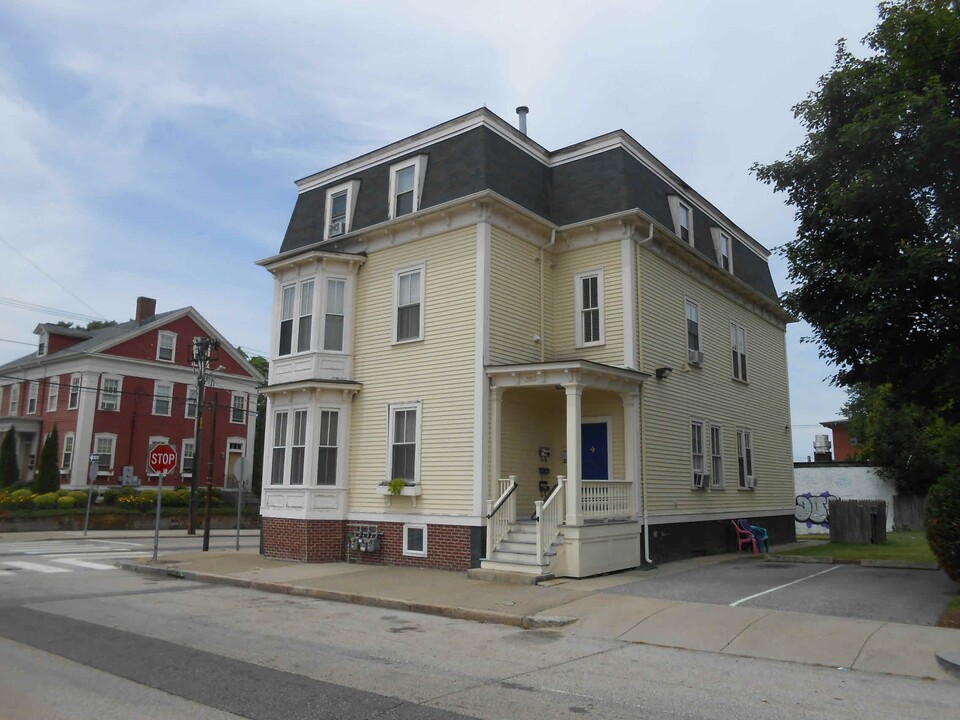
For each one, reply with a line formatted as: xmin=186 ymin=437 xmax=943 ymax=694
xmin=0 ymin=236 xmax=105 ymax=318
xmin=0 ymin=296 xmax=104 ymax=323
xmin=0 ymin=337 xmax=36 ymax=347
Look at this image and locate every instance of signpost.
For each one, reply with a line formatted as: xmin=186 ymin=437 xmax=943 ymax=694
xmin=148 ymin=443 xmax=178 ymax=563
xmin=82 ymin=454 xmax=99 ymax=538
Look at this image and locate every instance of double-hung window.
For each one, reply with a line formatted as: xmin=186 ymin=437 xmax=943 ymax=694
xmin=297 ymin=280 xmax=314 ymax=353
xmin=157 ymin=331 xmax=176 ymax=362
xmin=731 ymin=322 xmax=748 ymax=382
xmin=316 ymin=409 xmax=339 ymax=485
xmin=181 ymin=439 xmax=195 ymax=476
xmin=737 ymin=428 xmax=754 ymax=488
xmin=710 ymin=425 xmax=724 ymax=488
xmin=686 ymin=300 xmax=701 ymax=363
xmin=9 ymin=384 xmax=19 ymax=415
xmin=68 ymin=374 xmax=81 ymax=410
xmin=153 ymin=382 xmax=173 ymax=416
xmin=388 ymin=156 xmax=427 ymax=219
xmin=94 ymin=433 xmax=116 ymax=473
xmin=395 ymin=265 xmax=424 ymax=343
xmin=62 ymin=433 xmax=75 ymax=471
xmin=719 ymin=232 xmax=732 ymax=272
xmin=26 ymin=381 xmax=39 ymax=414
xmin=324 ymin=278 xmax=345 ymax=351
xmin=691 ymin=420 xmax=705 ymax=487
xmin=576 ymin=270 xmax=604 ymax=347
xmin=47 ymin=379 xmax=59 ymax=412
xmin=231 ymin=393 xmax=247 ymax=424
xmin=290 ymin=410 xmax=307 ymax=485
xmin=185 ymin=386 xmax=198 ymax=419
xmin=323 ymin=180 xmax=359 ymax=240
xmin=389 ymin=403 xmax=420 ymax=482
xmin=679 ymin=202 xmax=692 ymax=244
xmin=278 ymin=281 xmax=314 ymax=356
xmin=270 ymin=411 xmax=288 ymax=485
xmin=279 ymin=285 xmax=296 ymax=355
xmin=100 ymin=377 xmax=121 ymax=411
xmin=329 ymin=191 xmax=347 ymax=234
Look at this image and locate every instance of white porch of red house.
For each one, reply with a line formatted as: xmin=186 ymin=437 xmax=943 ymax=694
xmin=484 ymin=361 xmax=649 ymax=578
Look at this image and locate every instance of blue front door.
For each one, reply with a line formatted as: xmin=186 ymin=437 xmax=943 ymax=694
xmin=581 ymin=422 xmax=609 ymax=480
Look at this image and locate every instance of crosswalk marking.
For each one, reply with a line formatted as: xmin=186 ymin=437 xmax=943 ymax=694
xmin=49 ymin=557 xmax=117 ymax=571
xmin=2 ymin=560 xmax=71 ymax=574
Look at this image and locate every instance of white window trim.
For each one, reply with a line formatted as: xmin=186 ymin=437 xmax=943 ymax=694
xmin=667 ymin=194 xmax=695 ymax=247
xmin=185 ymin=386 xmax=198 ymax=419
xmin=315 ymin=408 xmax=340 ymax=487
xmin=157 ymin=331 xmax=177 ymax=362
xmin=153 ymin=381 xmax=174 ymax=416
xmin=99 ymin=375 xmax=123 ymax=412
xmin=386 ymin=401 xmax=422 ymax=484
xmin=388 ymin=155 xmax=428 ymax=220
xmin=691 ymin=419 xmax=706 ymax=488
xmin=710 ymin=424 xmax=724 ymax=489
xmin=402 ymin=523 xmax=428 ymax=557
xmin=710 ymin=226 xmax=735 ymax=274
xmin=731 ymin=322 xmax=749 ymax=383
xmin=278 ymin=279 xmax=317 ymax=357
xmin=322 ymin=277 xmax=347 ymax=353
xmin=26 ymin=381 xmax=39 ymax=415
xmin=37 ymin=330 xmax=48 ymax=357
xmin=685 ymin=297 xmax=702 ymax=360
xmin=575 ymin=269 xmax=605 ymax=348
xmin=9 ymin=384 xmax=18 ymax=415
xmin=737 ymin=427 xmax=755 ymax=489
xmin=181 ymin=438 xmax=196 ymax=477
xmin=146 ymin=436 xmax=170 ymax=476
xmin=323 ymin=179 xmax=361 ymax=241
xmin=392 ymin=263 xmax=426 ymax=345
xmin=68 ymin=374 xmax=81 ymax=410
xmin=289 ymin=408 xmax=308 ymax=486
xmin=230 ymin=392 xmax=247 ymax=424
xmin=61 ymin=432 xmax=75 ymax=472
xmin=270 ymin=410 xmax=290 ymax=486
xmin=46 ymin=378 xmax=59 ymax=412
xmin=94 ymin=432 xmax=117 ymax=475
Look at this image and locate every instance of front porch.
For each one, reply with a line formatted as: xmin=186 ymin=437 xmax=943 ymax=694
xmin=484 ymin=361 xmax=649 ymax=578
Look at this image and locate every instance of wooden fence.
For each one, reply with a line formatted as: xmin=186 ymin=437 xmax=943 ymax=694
xmin=829 ymin=499 xmax=888 ymax=544
xmin=893 ymin=495 xmax=927 ymax=531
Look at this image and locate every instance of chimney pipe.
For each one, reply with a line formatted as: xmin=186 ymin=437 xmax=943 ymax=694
xmin=136 ymin=296 xmax=157 ymax=323
xmin=516 ymin=106 xmax=529 ymax=135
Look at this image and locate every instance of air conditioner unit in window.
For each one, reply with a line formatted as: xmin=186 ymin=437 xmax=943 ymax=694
xmin=693 ymin=473 xmax=709 ymax=489
xmin=744 ymin=475 xmax=756 ymax=489
xmin=688 ymin=349 xmax=704 ymax=365
xmin=329 ymin=220 xmax=346 ymax=237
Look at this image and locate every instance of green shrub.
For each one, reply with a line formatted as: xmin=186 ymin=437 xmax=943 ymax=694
xmin=33 ymin=492 xmax=60 ymax=510
xmin=69 ymin=491 xmax=89 ymax=504
xmin=927 ymin=470 xmax=960 ymax=582
xmin=139 ymin=490 xmax=157 ymax=504
xmin=57 ymin=496 xmax=76 ymax=509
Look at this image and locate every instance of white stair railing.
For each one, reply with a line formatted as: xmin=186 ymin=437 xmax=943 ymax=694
xmin=535 ymin=475 xmax=566 ymax=566
xmin=485 ymin=476 xmax=519 ymax=558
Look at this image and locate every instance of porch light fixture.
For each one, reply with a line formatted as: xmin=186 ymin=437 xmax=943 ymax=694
xmin=655 ymin=366 xmax=673 ymax=380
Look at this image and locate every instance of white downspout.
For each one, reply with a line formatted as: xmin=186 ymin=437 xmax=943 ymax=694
xmin=540 ymin=229 xmax=556 ymax=363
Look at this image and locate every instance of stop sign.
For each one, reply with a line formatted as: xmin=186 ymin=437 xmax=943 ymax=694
xmin=148 ymin=443 xmax=178 ymax=475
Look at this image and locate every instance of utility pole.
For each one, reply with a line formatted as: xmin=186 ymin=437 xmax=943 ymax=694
xmin=189 ymin=337 xmax=219 ymax=535
xmin=202 ymin=392 xmax=219 ymax=552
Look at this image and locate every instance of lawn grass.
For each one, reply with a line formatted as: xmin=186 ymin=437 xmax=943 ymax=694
xmin=785 ymin=531 xmax=937 ymax=564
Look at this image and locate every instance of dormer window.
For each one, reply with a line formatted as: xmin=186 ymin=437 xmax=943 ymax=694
xmin=37 ymin=331 xmax=47 ymax=357
xmin=679 ymin=203 xmax=691 ymax=243
xmin=323 ymin=180 xmax=360 ymax=241
xmin=667 ymin=195 xmax=695 ymax=247
xmin=710 ymin=227 xmax=735 ymax=274
xmin=388 ymin=156 xmax=428 ymax=220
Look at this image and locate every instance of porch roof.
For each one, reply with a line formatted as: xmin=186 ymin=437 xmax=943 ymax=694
xmin=486 ymin=360 xmax=650 ymax=393
xmin=0 ymin=417 xmax=42 ymax=436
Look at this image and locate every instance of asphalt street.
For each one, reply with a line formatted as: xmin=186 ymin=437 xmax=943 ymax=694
xmin=605 ymin=557 xmax=956 ymax=625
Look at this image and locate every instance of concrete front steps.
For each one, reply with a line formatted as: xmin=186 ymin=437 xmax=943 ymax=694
xmin=472 ymin=520 xmax=562 ymax=582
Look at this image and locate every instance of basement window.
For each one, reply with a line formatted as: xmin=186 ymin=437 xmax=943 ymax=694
xmin=403 ymin=524 xmax=427 ymax=557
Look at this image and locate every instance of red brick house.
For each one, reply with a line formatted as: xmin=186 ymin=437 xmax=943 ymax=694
xmin=0 ymin=298 xmax=262 ymax=491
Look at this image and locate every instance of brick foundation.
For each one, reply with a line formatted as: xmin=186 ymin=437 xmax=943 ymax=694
xmin=261 ymin=517 xmax=475 ymax=570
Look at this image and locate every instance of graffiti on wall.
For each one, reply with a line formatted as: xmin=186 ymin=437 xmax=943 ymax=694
xmin=795 ymin=491 xmax=839 ymax=528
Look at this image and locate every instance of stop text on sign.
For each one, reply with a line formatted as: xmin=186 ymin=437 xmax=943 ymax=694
xmin=148 ymin=443 xmax=178 ymax=474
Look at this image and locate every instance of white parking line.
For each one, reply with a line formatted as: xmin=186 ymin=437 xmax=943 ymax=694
xmin=1 ymin=561 xmax=71 ymax=574
xmin=49 ymin=558 xmax=118 ymax=570
xmin=729 ymin=565 xmax=841 ymax=607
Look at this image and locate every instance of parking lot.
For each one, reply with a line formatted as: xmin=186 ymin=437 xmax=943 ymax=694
xmin=605 ymin=557 xmax=958 ymax=626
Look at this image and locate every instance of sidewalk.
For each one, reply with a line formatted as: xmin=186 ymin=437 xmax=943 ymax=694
xmin=116 ymin=547 xmax=960 ymax=683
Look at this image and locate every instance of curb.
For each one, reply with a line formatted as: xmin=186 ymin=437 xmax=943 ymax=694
xmin=766 ymin=555 xmax=940 ymax=570
xmin=116 ymin=560 xmax=576 ymax=630
xmin=935 ymin=652 xmax=960 ymax=681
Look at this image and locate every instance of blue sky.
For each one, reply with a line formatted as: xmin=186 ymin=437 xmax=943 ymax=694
xmin=0 ymin=0 xmax=883 ymax=460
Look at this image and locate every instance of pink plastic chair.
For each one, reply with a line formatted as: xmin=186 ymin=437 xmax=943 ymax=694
xmin=732 ymin=520 xmax=758 ymax=553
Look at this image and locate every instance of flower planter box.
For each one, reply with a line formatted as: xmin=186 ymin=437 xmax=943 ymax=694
xmin=376 ymin=485 xmax=422 ymax=497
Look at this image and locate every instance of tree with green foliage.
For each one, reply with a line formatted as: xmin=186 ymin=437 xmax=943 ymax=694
xmin=34 ymin=425 xmax=61 ymax=493
xmin=843 ymin=384 xmax=946 ymax=495
xmin=0 ymin=426 xmax=20 ymax=487
xmin=926 ymin=470 xmax=960 ymax=581
xmin=753 ymin=0 xmax=960 ymax=418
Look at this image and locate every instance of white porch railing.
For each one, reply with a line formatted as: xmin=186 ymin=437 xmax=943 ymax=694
xmin=535 ymin=475 xmax=566 ymax=565
xmin=485 ymin=476 xmax=519 ymax=558
xmin=581 ymin=479 xmax=633 ymax=520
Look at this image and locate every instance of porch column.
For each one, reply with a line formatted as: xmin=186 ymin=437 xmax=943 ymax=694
xmin=490 ymin=386 xmax=503 ymax=492
xmin=564 ymin=383 xmax=582 ymax=526
xmin=69 ymin=371 xmax=99 ymax=488
xmin=622 ymin=389 xmax=641 ymax=518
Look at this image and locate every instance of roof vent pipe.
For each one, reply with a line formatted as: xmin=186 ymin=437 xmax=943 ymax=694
xmin=516 ymin=106 xmax=529 ymax=135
